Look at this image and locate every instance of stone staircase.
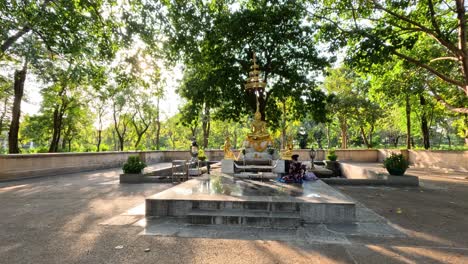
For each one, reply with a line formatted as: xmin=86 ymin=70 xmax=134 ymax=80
xmin=187 ymin=200 xmax=302 ymax=227
xmin=145 ymin=174 xmax=356 ymax=226
xmin=231 ymin=159 xmax=283 ymax=179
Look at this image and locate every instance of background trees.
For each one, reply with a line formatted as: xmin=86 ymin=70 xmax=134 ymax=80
xmin=0 ymin=0 xmax=466 ymax=154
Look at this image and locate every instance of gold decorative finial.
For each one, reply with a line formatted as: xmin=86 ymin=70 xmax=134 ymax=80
xmin=245 ymin=52 xmax=266 ymax=91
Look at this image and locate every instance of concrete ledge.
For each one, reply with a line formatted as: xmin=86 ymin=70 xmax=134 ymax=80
xmin=120 ymin=173 xmax=144 ymax=184
xmin=145 ymin=166 xmax=173 ymax=177
xmin=334 ymin=162 xmax=419 ymax=186
xmin=2 ymin=149 xmax=464 ymax=181
xmin=322 ymin=176 xmax=419 ymax=186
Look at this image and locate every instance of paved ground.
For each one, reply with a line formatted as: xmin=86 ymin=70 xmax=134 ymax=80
xmin=0 ymin=166 xmax=467 ymax=264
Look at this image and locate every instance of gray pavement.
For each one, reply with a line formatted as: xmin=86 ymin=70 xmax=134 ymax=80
xmin=0 ymin=166 xmax=467 ymax=263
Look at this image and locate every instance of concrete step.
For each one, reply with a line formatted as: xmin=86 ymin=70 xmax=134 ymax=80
xmin=192 ymin=201 xmax=299 ymax=212
xmin=233 ymin=172 xmax=277 ymax=179
xmin=235 ymin=159 xmax=272 ymax=166
xmin=188 ymin=209 xmax=301 ymax=227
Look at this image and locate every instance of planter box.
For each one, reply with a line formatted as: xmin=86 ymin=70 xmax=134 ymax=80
xmin=120 ymin=173 xmax=144 ymax=183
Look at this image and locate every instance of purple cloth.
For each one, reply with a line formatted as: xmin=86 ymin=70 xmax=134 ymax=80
xmin=304 ymin=171 xmax=318 ymax=181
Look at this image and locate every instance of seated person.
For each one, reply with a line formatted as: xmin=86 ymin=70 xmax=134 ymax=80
xmin=279 ymin=154 xmax=306 ymax=183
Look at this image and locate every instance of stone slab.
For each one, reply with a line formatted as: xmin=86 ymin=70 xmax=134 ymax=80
xmin=145 ymin=172 xmax=356 ymax=224
xmin=272 ymin=159 xmax=285 ymax=173
xmin=221 ymin=159 xmax=234 ymax=174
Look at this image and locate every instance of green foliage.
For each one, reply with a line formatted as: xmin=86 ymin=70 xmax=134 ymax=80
xmin=383 ymin=153 xmax=409 ymax=176
xmin=314 ymin=0 xmax=468 ymax=114
xmin=2 ymin=0 xmax=467 ymax=154
xmin=327 ymin=149 xmax=338 ymax=161
xmin=122 ymin=156 xmax=147 ymax=174
xmin=198 ymin=149 xmax=207 ymax=161
xmin=163 ymin=0 xmax=330 ymax=126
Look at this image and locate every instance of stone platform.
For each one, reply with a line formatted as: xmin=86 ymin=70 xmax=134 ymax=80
xmin=145 ymin=172 xmax=356 ymax=227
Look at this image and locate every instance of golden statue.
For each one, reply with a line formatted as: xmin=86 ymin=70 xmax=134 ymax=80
xmin=248 ymin=111 xmax=269 ymax=140
xmin=240 ymin=51 xmax=274 ymax=157
xmin=281 ymin=138 xmax=293 ymax=160
xmin=223 ymin=136 xmax=236 ymax=159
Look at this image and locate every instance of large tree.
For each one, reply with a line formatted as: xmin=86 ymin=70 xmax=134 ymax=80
xmin=1 ymin=0 xmax=118 ymax=153
xmin=313 ymin=0 xmax=468 ymax=114
xmin=162 ymin=0 xmax=330 ymax=130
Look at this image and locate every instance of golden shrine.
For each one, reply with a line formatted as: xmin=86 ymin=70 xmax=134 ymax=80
xmin=224 ymin=52 xmax=274 ymax=160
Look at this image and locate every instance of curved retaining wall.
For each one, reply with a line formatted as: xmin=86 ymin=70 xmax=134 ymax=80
xmin=0 ymin=151 xmax=163 ymax=181
xmin=1 ymin=149 xmax=466 ymax=181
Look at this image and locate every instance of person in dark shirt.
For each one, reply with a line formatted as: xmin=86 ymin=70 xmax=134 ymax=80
xmin=279 ymin=154 xmax=306 ymax=183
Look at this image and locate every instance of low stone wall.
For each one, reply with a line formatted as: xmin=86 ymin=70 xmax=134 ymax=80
xmin=1 ymin=148 xmax=466 ymax=181
xmin=377 ymin=149 xmax=467 ymax=172
xmin=407 ymin=150 xmax=468 ymax=172
xmin=334 ymin=149 xmax=378 ymax=162
xmin=0 ymin=151 xmax=164 ymax=181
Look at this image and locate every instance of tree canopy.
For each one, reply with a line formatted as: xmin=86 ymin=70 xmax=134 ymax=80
xmin=0 ymin=0 xmax=467 ymax=154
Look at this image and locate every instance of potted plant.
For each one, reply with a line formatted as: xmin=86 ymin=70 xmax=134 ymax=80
xmin=327 ymin=149 xmax=338 ymax=161
xmin=325 ymin=149 xmax=340 ymax=177
xmin=120 ymin=156 xmax=147 ymax=183
xmin=198 ymin=149 xmax=207 ymax=162
xmin=383 ymin=153 xmax=409 ymax=176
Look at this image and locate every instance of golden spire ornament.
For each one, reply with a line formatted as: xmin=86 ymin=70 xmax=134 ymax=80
xmin=245 ymin=52 xmax=266 ymax=91
xmin=244 ymin=52 xmax=272 ymax=148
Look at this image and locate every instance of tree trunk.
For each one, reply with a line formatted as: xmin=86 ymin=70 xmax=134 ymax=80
xmin=112 ymin=130 xmax=117 ymax=151
xmin=0 ymin=96 xmax=9 ymax=133
xmin=113 ymin=121 xmax=126 ymax=151
xmin=405 ymin=93 xmax=411 ymax=149
xmin=112 ymin=103 xmax=126 ymax=151
xmin=202 ymin=105 xmax=210 ymax=149
xmin=326 ymin=123 xmax=330 ymax=149
xmin=49 ymin=88 xmax=69 ymax=153
xmin=339 ymin=117 xmax=347 ymax=149
xmin=97 ymin=129 xmax=102 ymax=152
xmin=49 ymin=107 xmax=64 ymax=152
xmin=419 ymin=94 xmax=430 ymax=149
xmin=118 ymin=135 xmax=124 ymax=151
xmin=132 ymin=122 xmax=150 ymax=150
xmin=281 ymin=100 xmax=287 ymax=149
xmin=155 ymin=97 xmax=161 ymax=150
xmin=8 ymin=61 xmax=27 ymax=154
xmin=359 ymin=126 xmax=371 ymax=148
xmin=61 ymin=134 xmax=67 ymax=150
xmin=368 ymin=125 xmax=374 ymax=148
xmin=134 ymin=133 xmax=144 ymax=149
xmin=190 ymin=127 xmax=196 ymax=138
xmin=464 ymin=114 xmax=468 ymax=147
xmin=96 ymin=107 xmax=104 ymax=152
